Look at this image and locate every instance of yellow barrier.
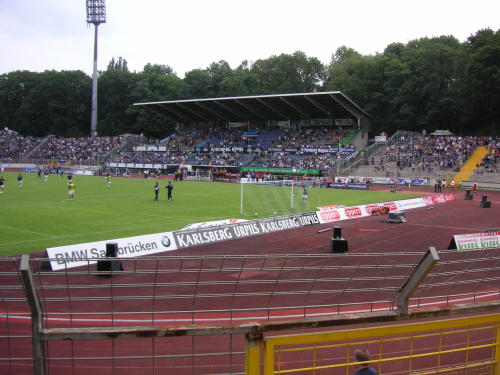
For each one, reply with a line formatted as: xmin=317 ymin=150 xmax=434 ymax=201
xmin=454 ymin=146 xmax=490 ymax=184
xmin=246 ymin=313 xmax=500 ymax=375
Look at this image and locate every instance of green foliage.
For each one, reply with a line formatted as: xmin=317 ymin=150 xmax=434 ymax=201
xmin=0 ymin=70 xmax=40 ymax=133
xmin=98 ymin=68 xmax=139 ymax=136
xmin=0 ymin=70 xmax=91 ymax=136
xmin=460 ymin=29 xmax=500 ymax=135
xmin=325 ymin=34 xmax=482 ymax=136
xmin=0 ymin=172 xmax=421 ymax=256
xmin=251 ymin=51 xmax=326 ymax=93
xmin=181 ymin=68 xmax=213 ymax=99
xmin=107 ymin=57 xmax=129 ymax=72
xmin=0 ymin=28 xmax=499 ymax=137
xmin=128 ymin=64 xmax=183 ymax=137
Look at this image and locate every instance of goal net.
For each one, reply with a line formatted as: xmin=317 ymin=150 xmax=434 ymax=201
xmin=240 ymin=179 xmax=321 ymax=217
xmin=183 ymin=170 xmax=213 ymax=182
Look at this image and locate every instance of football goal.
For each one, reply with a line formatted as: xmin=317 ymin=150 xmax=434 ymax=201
xmin=183 ymin=169 xmax=213 ymax=182
xmin=240 ymin=179 xmax=322 ymax=217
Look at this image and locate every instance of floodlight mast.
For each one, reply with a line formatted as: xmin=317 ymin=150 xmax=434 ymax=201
xmin=86 ymin=0 xmax=106 ymax=137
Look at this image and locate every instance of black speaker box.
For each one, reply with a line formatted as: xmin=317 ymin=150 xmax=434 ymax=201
xmin=331 ymin=238 xmax=348 ymax=253
xmin=105 ymin=242 xmax=118 ymax=257
xmin=480 ymin=200 xmax=491 ymax=208
xmin=97 ymin=259 xmax=123 ymax=273
xmin=97 ymin=243 xmax=123 ymax=276
xmin=333 ymin=226 xmax=342 ymax=239
xmin=464 ymin=190 xmax=473 ymax=200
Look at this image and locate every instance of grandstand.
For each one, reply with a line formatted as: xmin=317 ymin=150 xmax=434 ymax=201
xmin=1 ymin=104 xmax=497 ymax=186
xmin=1 ymin=91 xmax=500 ymax=375
xmin=1 ymin=89 xmax=498 ymax=186
xmin=346 ymin=130 xmax=499 ymax=187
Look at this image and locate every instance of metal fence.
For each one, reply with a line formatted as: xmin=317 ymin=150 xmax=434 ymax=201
xmin=28 ymin=252 xmax=426 ymax=328
xmin=260 ymin=313 xmax=500 ymax=375
xmin=338 ymin=129 xmax=421 ymax=174
xmin=2 ymin=247 xmax=500 ymax=374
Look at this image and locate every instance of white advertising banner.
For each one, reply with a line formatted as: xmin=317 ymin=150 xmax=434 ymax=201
xmin=451 ymin=232 xmax=500 ymax=251
xmin=182 ymin=218 xmax=249 ymax=230
xmin=46 ymin=194 xmax=457 ymax=270
xmin=394 ymin=198 xmax=427 ymax=210
xmin=46 ymin=231 xmax=178 ymax=271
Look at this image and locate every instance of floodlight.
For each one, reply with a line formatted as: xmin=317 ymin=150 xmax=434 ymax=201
xmin=86 ymin=0 xmax=106 ymax=24
xmin=86 ymin=0 xmax=106 ymax=137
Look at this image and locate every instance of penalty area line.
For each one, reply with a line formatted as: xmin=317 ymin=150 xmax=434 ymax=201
xmin=0 ymin=224 xmax=58 ymax=239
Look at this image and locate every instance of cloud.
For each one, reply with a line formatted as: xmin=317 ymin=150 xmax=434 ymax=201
xmin=1 ymin=0 xmax=499 ymax=76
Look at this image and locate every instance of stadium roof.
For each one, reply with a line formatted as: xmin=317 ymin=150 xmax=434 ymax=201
xmin=133 ymin=91 xmax=371 ymax=123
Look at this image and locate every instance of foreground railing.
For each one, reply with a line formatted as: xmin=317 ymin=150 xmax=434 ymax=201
xmin=3 ymin=247 xmax=500 ymax=374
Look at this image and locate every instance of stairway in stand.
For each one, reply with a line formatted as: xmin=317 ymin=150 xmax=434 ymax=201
xmin=454 ymin=146 xmax=490 ymax=183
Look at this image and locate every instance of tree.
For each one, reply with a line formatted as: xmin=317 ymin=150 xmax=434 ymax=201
xmin=42 ymin=70 xmax=92 ymax=136
xmin=128 ymin=63 xmax=183 ymax=138
xmin=461 ymin=28 xmax=500 ymax=135
xmin=142 ymin=63 xmax=175 ymax=76
xmin=180 ymin=60 xmax=261 ymax=99
xmin=98 ymin=68 xmax=137 ymax=135
xmin=107 ymin=57 xmax=129 ymax=72
xmin=251 ymin=51 xmax=325 ymax=94
xmin=0 ymin=70 xmax=41 ymax=134
xmin=331 ymin=46 xmax=361 ymax=63
xmin=394 ymin=36 xmax=463 ymax=133
xmin=233 ymin=60 xmax=261 ymax=95
xmin=325 ymin=47 xmax=391 ymax=132
xmin=325 ymin=37 xmax=464 ymax=136
xmin=1 ymin=29 xmax=498 ymax=138
xmin=0 ymin=70 xmax=91 ymax=136
xmin=181 ymin=69 xmax=213 ymax=99
xmin=324 ymin=46 xmax=366 ymax=95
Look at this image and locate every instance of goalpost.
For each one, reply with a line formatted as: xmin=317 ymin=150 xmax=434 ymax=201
xmin=183 ymin=170 xmax=213 ymax=182
xmin=240 ymin=179 xmax=321 ymax=217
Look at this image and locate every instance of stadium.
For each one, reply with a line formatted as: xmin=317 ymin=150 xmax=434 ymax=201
xmin=1 ymin=4 xmax=500 ymax=373
xmin=1 ymin=87 xmax=500 ymax=375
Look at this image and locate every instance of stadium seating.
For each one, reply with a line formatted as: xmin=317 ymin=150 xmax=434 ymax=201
xmin=351 ymin=134 xmax=499 ymax=182
xmin=0 ymin=129 xmax=45 ymax=160
xmin=1 ymin=129 xmax=498 ymax=182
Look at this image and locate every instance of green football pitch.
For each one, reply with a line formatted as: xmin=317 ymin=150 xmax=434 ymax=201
xmin=0 ymin=171 xmax=422 ymax=256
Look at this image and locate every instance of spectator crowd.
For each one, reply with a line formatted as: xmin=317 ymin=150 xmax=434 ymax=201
xmin=369 ymin=135 xmax=498 ymax=176
xmin=1 ymin=128 xmax=498 ymax=178
xmin=0 ymin=129 xmax=44 ymax=160
xmin=31 ymin=136 xmax=122 ymax=163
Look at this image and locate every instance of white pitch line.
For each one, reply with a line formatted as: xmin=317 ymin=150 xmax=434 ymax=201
xmin=409 ymin=223 xmax=484 ymax=231
xmin=0 ymin=221 xmax=181 ymax=247
xmin=0 ymin=224 xmax=58 ymax=239
xmin=137 ymin=213 xmax=183 ymax=220
xmin=138 ymin=213 xmax=226 ymax=223
xmin=0 ymin=238 xmax=61 ymax=247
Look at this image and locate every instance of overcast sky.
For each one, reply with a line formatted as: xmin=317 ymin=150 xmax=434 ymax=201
xmin=1 ymin=0 xmax=499 ymax=78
